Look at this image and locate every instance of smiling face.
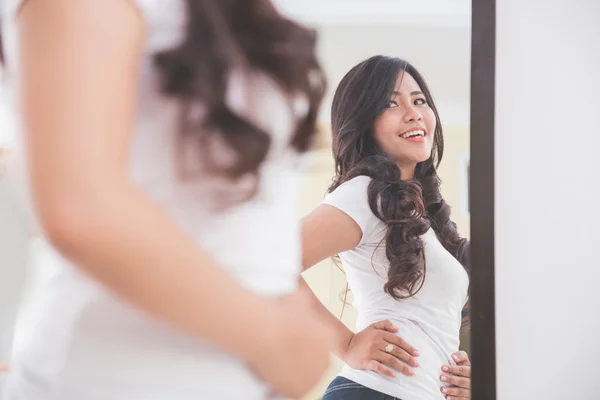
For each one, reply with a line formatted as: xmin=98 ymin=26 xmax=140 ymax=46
xmin=331 ymin=57 xmax=443 ymax=181
xmin=373 ymin=71 xmax=437 ymax=178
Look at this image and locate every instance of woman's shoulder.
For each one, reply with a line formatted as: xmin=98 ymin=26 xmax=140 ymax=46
xmin=1 ymin=0 xmax=173 ymax=17
xmin=323 ymin=175 xmax=384 ymax=247
xmin=326 ymin=175 xmax=373 ymax=207
xmin=1 ymin=0 xmax=186 ymax=50
xmin=323 ymin=175 xmax=373 ymax=214
xmin=331 ymin=175 xmax=372 ymax=193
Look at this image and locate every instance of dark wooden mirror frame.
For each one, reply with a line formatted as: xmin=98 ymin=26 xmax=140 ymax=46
xmin=470 ymin=0 xmax=497 ymax=399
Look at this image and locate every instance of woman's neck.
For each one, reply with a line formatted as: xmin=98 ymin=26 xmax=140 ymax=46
xmin=398 ymin=163 xmax=417 ymax=180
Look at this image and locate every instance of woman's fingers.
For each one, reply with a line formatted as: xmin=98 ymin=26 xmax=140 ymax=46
xmin=440 ymin=373 xmax=470 ymax=389
xmin=441 ymin=384 xmax=470 ymax=398
xmin=390 ymin=344 xmax=419 ymax=367
xmin=376 ymin=352 xmax=415 ymax=377
xmin=382 ymin=331 xmax=419 ymax=357
xmin=379 ymin=337 xmax=419 ymax=367
xmin=366 ymin=359 xmax=397 ymax=378
xmin=442 ymin=364 xmax=471 ymax=378
xmin=363 ymin=322 xmax=421 ymax=378
xmin=371 ymin=319 xmax=399 ymax=333
xmin=451 ymin=351 xmax=471 ymax=366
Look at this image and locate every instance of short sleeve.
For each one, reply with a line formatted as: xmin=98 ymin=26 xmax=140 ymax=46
xmin=322 ymin=176 xmax=381 ymax=246
xmin=128 ymin=0 xmax=186 ymax=52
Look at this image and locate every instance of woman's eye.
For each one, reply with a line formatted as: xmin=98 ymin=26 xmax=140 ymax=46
xmin=415 ymin=98 xmax=427 ymax=106
xmin=387 ymin=100 xmax=399 ymax=108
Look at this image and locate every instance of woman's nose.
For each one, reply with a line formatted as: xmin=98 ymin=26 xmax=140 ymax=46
xmin=403 ymin=104 xmax=423 ymax=123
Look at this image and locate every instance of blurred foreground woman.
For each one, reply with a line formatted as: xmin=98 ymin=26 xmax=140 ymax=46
xmin=0 ymin=0 xmax=333 ymax=399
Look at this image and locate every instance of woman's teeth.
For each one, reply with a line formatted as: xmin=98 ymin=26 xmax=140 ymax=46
xmin=400 ymin=130 xmax=425 ymax=138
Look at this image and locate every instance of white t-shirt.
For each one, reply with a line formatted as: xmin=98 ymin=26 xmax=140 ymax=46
xmin=323 ymin=176 xmax=469 ymax=400
xmin=1 ymin=1 xmax=307 ymax=399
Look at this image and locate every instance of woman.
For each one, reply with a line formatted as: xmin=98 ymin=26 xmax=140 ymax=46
xmin=0 ymin=0 xmax=334 ymax=399
xmin=301 ymin=55 xmax=471 ymax=400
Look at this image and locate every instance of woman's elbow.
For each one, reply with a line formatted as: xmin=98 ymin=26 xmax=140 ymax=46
xmin=37 ymin=198 xmax=98 ymax=257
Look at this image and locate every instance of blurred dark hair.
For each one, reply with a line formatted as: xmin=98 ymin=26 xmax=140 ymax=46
xmin=330 ymin=55 xmax=470 ymax=305
xmin=1 ymin=2 xmax=326 ymax=190
xmin=154 ymin=0 xmax=326 ymax=191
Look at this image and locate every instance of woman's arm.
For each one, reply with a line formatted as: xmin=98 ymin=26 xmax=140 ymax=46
xmin=18 ymin=0 xmax=282 ymax=364
xmin=301 ymin=204 xmax=419 ymax=376
xmin=301 ymin=204 xmax=363 ymax=270
xmin=301 ymin=204 xmax=362 ymax=357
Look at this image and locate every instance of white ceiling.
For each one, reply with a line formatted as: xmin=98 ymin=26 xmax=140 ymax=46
xmin=273 ymin=0 xmax=471 ymax=28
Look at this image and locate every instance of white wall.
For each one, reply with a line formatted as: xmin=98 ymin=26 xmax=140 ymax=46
xmin=0 ymin=180 xmax=29 ymax=367
xmin=314 ymin=24 xmax=471 ymax=126
xmin=495 ymin=1 xmax=600 ymax=399
xmin=273 ymin=0 xmax=470 ymax=28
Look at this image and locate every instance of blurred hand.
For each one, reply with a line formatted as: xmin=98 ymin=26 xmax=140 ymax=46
xmin=440 ymin=350 xmax=471 ymax=399
xmin=342 ymin=320 xmax=419 ymax=378
xmin=250 ymin=288 xmax=335 ymax=399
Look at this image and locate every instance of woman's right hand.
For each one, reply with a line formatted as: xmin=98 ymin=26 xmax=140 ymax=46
xmin=250 ymin=289 xmax=336 ymax=399
xmin=342 ymin=320 xmax=420 ymax=378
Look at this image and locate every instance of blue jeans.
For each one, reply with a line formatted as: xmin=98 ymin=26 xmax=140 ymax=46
xmin=322 ymin=376 xmax=402 ymax=400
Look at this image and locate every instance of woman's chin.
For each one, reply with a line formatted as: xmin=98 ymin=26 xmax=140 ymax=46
xmin=403 ymin=154 xmax=432 ymax=166
xmin=393 ymin=149 xmax=432 ymax=170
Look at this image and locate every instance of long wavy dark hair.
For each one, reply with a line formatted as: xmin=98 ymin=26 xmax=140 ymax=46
xmin=1 ymin=1 xmax=324 ymax=186
xmin=330 ymin=55 xmax=470 ymax=307
xmin=154 ymin=0 xmax=326 ymax=186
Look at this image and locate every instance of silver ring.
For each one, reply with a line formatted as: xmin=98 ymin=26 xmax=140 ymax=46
xmin=385 ymin=344 xmax=393 ymax=353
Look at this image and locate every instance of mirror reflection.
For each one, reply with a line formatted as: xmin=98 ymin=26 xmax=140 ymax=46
xmin=286 ymin=2 xmax=473 ymax=398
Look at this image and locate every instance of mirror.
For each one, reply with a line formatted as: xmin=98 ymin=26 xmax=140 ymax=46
xmin=273 ymin=1 xmax=475 ymax=398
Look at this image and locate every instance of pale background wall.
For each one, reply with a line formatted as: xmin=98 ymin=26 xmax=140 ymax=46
xmin=495 ymin=0 xmax=600 ymax=399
